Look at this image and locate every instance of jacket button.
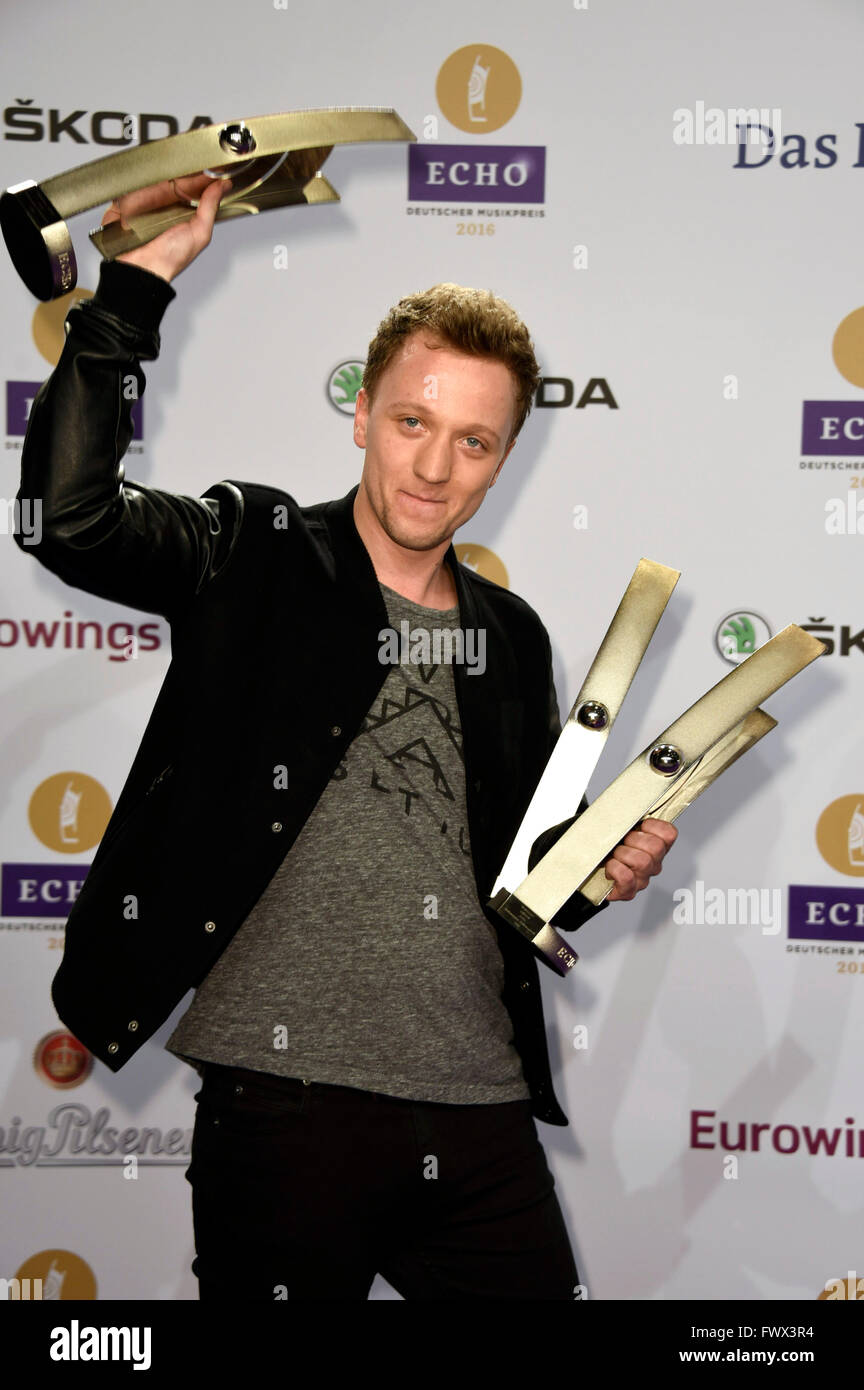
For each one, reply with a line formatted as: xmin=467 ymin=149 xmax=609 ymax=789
xmin=520 ymin=979 xmax=530 ymax=991
xmin=127 ymin=1020 xmax=138 ymax=1032
xmin=330 ymin=725 xmax=342 ymax=737
xmin=302 ymin=1079 xmax=311 ymax=1086
xmin=204 ymin=921 xmax=216 ymax=933
xmin=271 ymin=822 xmax=282 ymax=832
xmin=107 ymin=1042 xmax=119 ymax=1054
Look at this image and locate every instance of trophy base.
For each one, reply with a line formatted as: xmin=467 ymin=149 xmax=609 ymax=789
xmin=0 ymin=181 xmax=77 ymax=301
xmin=487 ymin=889 xmax=579 ymax=977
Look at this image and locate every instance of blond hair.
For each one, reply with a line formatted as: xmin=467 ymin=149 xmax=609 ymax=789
xmin=362 ymin=283 xmax=540 ymax=444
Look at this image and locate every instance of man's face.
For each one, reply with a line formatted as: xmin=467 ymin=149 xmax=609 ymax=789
xmin=353 ymin=331 xmax=518 ymax=552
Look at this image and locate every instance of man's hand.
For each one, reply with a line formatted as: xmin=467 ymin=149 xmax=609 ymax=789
xmin=102 ymin=174 xmax=232 ymax=284
xmin=602 ymin=817 xmax=677 ymax=902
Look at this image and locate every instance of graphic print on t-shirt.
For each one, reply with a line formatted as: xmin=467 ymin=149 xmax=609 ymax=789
xmin=367 ymin=680 xmax=471 ymax=851
xmin=329 ymin=587 xmax=472 ymax=866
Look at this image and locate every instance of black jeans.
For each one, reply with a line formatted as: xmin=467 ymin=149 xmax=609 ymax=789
xmin=186 ymin=1061 xmax=579 ymax=1300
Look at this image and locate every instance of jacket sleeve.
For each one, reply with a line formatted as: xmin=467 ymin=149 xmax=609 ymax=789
xmin=13 ymin=259 xmax=244 ymax=624
xmin=527 ymin=626 xmax=610 ymax=935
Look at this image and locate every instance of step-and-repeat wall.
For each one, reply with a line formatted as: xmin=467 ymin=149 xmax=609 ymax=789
xmin=1 ymin=0 xmax=862 ymax=1301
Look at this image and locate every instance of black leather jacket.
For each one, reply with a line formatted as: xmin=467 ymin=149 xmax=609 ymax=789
xmin=15 ymin=260 xmax=605 ymax=1126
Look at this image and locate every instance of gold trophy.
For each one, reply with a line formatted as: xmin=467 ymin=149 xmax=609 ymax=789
xmin=0 ymin=107 xmax=416 ymax=299
xmin=489 ymin=560 xmax=827 ymax=975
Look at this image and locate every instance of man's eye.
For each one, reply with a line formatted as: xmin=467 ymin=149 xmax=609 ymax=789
xmin=402 ymin=416 xmax=421 ymax=428
xmin=464 ymin=436 xmax=486 ymax=450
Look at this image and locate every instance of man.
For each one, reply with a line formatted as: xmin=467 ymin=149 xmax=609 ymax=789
xmin=15 ymin=176 xmax=676 ymax=1300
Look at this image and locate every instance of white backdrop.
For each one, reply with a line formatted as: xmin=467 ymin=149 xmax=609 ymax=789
xmin=1 ymin=0 xmax=862 ymax=1302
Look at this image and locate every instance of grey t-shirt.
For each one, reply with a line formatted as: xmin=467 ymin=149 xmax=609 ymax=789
xmin=164 ymin=580 xmax=530 ymax=1105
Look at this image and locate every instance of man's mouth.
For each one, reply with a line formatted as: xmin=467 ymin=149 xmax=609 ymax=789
xmin=400 ymin=490 xmax=445 ymax=506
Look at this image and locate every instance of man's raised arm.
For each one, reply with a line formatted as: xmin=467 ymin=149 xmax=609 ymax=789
xmin=14 ymin=177 xmax=243 ymax=622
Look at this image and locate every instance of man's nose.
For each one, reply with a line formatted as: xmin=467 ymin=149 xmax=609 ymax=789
xmin=415 ymin=435 xmax=452 ymax=483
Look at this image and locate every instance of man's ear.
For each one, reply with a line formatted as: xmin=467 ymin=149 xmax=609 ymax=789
xmin=489 ymin=436 xmax=517 ymax=487
xmin=353 ymin=387 xmax=368 ymax=449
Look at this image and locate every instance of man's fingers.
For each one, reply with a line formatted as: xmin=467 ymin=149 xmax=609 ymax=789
xmin=101 ymin=175 xmax=229 ymax=230
xmin=617 ymin=828 xmax=669 ymax=860
xmin=197 ymin=176 xmax=232 ymax=230
xmin=171 ymin=173 xmax=226 ymax=204
xmin=179 ymin=178 xmax=232 ymax=257
xmin=607 ymin=843 xmax=656 ymax=877
xmin=108 ymin=175 xmax=234 ymax=281
xmin=603 ymin=818 xmax=678 ymax=900
xmin=101 ymin=179 xmax=178 ymax=227
xmin=640 ymin=817 xmax=678 ymax=846
xmin=604 ymin=860 xmax=637 ymax=901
